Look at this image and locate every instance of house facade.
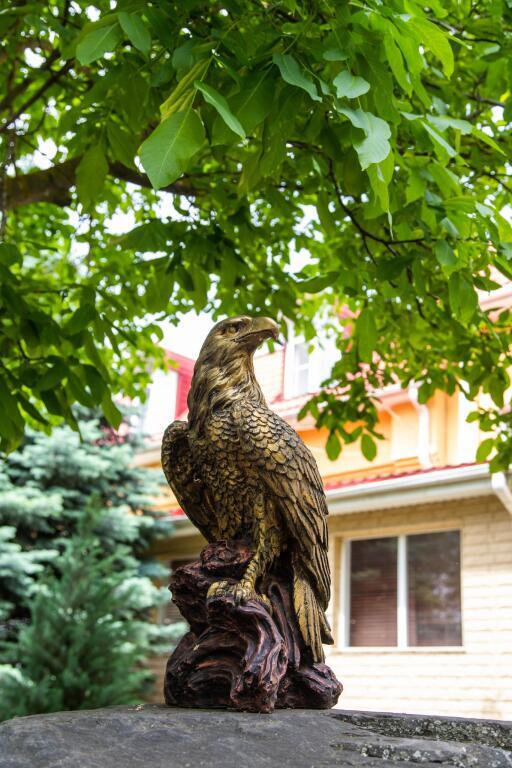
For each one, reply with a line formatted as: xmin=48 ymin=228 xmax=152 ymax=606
xmin=137 ymin=298 xmax=512 ymax=720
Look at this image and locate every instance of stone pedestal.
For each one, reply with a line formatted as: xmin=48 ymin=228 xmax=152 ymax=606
xmin=1 ymin=705 xmax=511 ymax=767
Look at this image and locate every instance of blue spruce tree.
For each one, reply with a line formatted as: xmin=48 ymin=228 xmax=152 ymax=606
xmin=0 ymin=411 xmax=181 ymax=719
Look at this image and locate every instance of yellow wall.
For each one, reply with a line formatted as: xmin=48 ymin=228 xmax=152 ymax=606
xmin=140 ymin=388 xmax=482 ymax=513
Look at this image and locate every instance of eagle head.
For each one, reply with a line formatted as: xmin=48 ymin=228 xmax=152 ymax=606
xmin=188 ymin=316 xmax=280 ymax=431
xmin=201 ymin=316 xmax=280 ymax=361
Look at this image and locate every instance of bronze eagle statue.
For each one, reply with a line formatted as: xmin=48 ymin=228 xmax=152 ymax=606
xmin=161 ymin=316 xmax=333 ymax=662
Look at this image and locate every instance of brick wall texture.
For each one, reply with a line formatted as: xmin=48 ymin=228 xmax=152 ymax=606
xmin=329 ymin=495 xmax=512 ymax=720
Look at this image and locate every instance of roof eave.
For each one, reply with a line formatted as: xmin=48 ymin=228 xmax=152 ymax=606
xmin=326 ymin=464 xmax=512 ymax=516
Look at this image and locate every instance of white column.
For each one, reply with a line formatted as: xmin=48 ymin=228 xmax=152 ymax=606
xmin=397 ymin=534 xmax=408 ymax=648
xmin=339 ymin=539 xmax=351 ymax=648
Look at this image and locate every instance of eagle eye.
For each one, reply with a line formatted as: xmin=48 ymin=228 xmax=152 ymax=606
xmin=225 ymin=321 xmax=244 ymax=334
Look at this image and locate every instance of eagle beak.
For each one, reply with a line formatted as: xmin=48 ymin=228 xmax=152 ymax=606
xmin=236 ymin=317 xmax=280 ymax=348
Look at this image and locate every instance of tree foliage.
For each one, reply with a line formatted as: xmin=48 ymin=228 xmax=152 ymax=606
xmin=1 ymin=1 xmax=511 ymax=466
xmin=0 ymin=411 xmax=173 ymax=628
xmin=0 ymin=504 xmax=156 ymax=720
xmin=0 ymin=411 xmax=182 ymax=718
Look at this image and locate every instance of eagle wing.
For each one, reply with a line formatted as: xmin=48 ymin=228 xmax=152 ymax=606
xmin=232 ymin=401 xmax=330 ymax=609
xmin=161 ymin=421 xmax=217 ymax=542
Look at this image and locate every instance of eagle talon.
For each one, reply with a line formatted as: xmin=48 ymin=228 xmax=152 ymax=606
xmin=232 ymin=579 xmax=271 ymax=611
xmin=207 ymin=578 xmax=271 ymax=612
xmin=206 ymin=579 xmax=232 ymax=600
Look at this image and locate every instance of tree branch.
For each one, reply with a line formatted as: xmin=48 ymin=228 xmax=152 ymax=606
xmin=0 ymin=61 xmax=73 ymax=134
xmin=327 ymin=160 xmax=424 ymax=250
xmin=481 ymin=171 xmax=512 ymax=196
xmin=0 ymin=50 xmax=59 ymax=115
xmin=4 ymin=158 xmax=201 ymax=210
xmin=109 ymin=162 xmax=199 ymax=196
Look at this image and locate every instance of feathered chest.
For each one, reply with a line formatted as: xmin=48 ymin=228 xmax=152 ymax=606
xmin=190 ymin=407 xmax=263 ymax=529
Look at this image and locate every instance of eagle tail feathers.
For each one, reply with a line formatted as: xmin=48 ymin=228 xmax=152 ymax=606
xmin=292 ymin=555 xmax=333 ymax=663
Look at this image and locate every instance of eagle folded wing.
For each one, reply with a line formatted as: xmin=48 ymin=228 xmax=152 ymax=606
xmin=232 ymin=402 xmax=330 ymax=609
xmin=161 ymin=421 xmax=216 ymax=542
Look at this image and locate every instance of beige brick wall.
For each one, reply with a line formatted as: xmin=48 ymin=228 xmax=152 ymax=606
xmin=328 ymin=495 xmax=512 ymax=720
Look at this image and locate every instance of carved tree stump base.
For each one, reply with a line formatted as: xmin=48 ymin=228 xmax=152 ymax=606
xmin=164 ymin=541 xmax=342 ymax=714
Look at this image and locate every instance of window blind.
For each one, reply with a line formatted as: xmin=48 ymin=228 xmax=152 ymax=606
xmin=349 ymin=537 xmax=398 ymax=646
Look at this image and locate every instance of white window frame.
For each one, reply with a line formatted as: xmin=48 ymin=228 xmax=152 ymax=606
xmin=283 ymin=326 xmax=338 ymax=399
xmin=339 ymin=530 xmax=463 ymax=650
xmin=283 ymin=328 xmax=311 ymax=399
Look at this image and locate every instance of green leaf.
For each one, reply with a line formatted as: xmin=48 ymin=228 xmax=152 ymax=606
xmin=0 ymin=378 xmax=23 ymax=430
xmin=367 ymin=152 xmax=394 ymax=213
xmin=101 ymin=394 xmax=122 ymax=429
xmin=427 ymin=115 xmax=472 ymax=135
xmin=405 ymin=168 xmax=426 ymax=204
xmin=472 ymin=127 xmax=505 ymax=155
xmin=76 ymin=23 xmax=122 ymax=65
xmin=334 ymin=71 xmax=370 ymax=99
xmin=361 ymin=433 xmax=377 ymax=462
xmin=64 ymin=304 xmax=97 ymax=336
xmin=118 ymin=12 xmax=151 ymax=56
xmin=40 ymin=388 xmax=64 ymax=417
xmin=326 ymin=431 xmax=341 ymax=460
xmin=75 ymin=145 xmax=109 ymax=210
xmin=38 ymin=361 xmax=68 ymax=392
xmin=356 ymin=307 xmax=377 ymax=362
xmin=316 ymin=192 xmax=337 ymax=236
xmin=67 ymin=370 xmax=95 ymax=408
xmin=409 ymin=18 xmax=454 ymax=77
xmin=212 ymin=71 xmax=274 ymax=144
xmin=17 ymin=392 xmax=49 ymax=426
xmin=231 ymin=72 xmax=274 ymax=132
xmin=440 ymin=216 xmax=460 ymax=238
xmin=434 ymin=241 xmax=457 ymax=272
xmin=195 ymin=81 xmax=246 ymax=138
xmin=0 ymin=244 xmax=22 ymax=266
xmin=107 ymin=122 xmax=138 ymax=168
xmin=429 ymin=162 xmax=460 ymax=197
xmin=272 ymin=53 xmax=321 ymax=102
xmin=448 ymin=273 xmax=477 ymax=324
xmin=383 ymin=34 xmax=411 ymax=94
xmin=139 ymin=110 xmax=205 ymax=189
xmin=159 ymin=59 xmax=209 ymax=121
xmin=421 ymin=121 xmax=457 ymax=159
xmin=489 ymin=374 xmax=506 ymax=408
xmin=323 ymin=48 xmax=348 ymax=61
xmin=298 ymin=273 xmax=337 ymax=293
xmin=476 ymin=437 xmax=494 ymax=463
xmin=337 ymin=107 xmax=391 ymax=169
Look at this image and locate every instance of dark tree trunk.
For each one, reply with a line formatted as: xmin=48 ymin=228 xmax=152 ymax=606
xmin=164 ymin=541 xmax=342 ymax=713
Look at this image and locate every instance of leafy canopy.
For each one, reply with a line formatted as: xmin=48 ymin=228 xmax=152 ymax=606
xmin=1 ymin=0 xmax=511 ymax=467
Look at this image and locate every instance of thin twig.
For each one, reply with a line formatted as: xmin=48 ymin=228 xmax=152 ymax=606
xmin=0 ymin=61 xmax=72 ymax=134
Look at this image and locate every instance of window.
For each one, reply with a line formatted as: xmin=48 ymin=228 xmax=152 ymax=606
xmin=350 ymin=537 xmax=398 ymax=646
xmin=407 ymin=531 xmax=462 ymax=646
xmin=286 ymin=336 xmax=339 ymax=398
xmin=345 ymin=531 xmax=462 ymax=647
